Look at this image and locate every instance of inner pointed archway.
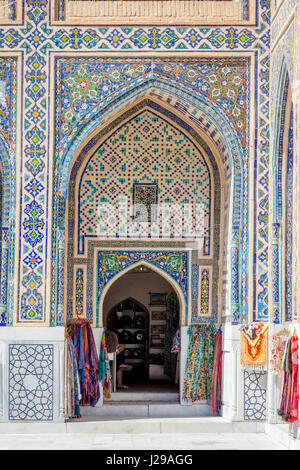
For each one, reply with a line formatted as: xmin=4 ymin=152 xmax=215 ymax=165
xmin=103 ymin=264 xmax=181 ymax=391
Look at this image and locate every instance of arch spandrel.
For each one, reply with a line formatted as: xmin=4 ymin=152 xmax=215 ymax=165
xmin=98 ymin=260 xmax=187 ymax=328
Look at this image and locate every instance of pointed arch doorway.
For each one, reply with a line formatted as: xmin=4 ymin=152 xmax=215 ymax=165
xmin=103 ymin=264 xmax=180 ymax=397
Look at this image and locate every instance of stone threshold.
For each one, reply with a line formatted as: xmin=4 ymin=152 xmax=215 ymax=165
xmin=265 ymin=423 xmax=300 ymax=450
xmin=0 ymin=417 xmax=267 ymax=434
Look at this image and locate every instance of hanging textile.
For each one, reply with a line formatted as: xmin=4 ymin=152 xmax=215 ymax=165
xmin=64 ymin=334 xmax=81 ymax=419
xmin=98 ymin=330 xmax=106 ymax=383
xmin=240 ymin=323 xmax=268 ymax=366
xmin=270 ymin=330 xmax=289 ymax=375
xmin=67 ymin=319 xmax=100 ymax=407
xmin=102 ymin=356 xmax=112 ymax=399
xmin=209 ymin=329 xmax=222 ymax=416
xmin=183 ymin=324 xmax=216 ymax=403
xmin=98 ymin=329 xmax=112 ymax=399
xmin=164 ymin=293 xmax=179 ymax=380
xmin=278 ymin=334 xmax=299 ymax=423
xmin=171 ymin=327 xmax=181 ymax=354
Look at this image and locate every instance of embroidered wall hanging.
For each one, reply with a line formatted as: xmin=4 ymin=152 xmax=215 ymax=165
xmin=240 ymin=323 xmax=268 ymax=366
xmin=270 ymin=330 xmax=289 ymax=375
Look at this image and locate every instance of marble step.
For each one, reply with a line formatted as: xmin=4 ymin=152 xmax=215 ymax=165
xmin=66 ymin=417 xmax=266 ymax=434
xmin=106 ymin=391 xmax=179 ymax=402
xmin=0 ymin=417 xmax=266 ymax=434
xmin=79 ymin=401 xmax=212 ymax=418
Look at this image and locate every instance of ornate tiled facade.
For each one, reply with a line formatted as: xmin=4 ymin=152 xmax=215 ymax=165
xmin=0 ymin=0 xmax=298 ymax=429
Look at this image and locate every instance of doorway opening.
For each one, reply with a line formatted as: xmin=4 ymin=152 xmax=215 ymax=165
xmin=103 ymin=265 xmax=180 ymax=397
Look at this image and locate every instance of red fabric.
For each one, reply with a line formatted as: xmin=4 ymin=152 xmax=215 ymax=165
xmin=209 ymin=330 xmax=222 ymax=416
xmin=278 ymin=335 xmax=299 ymax=423
xmin=288 ymin=336 xmax=298 ymax=423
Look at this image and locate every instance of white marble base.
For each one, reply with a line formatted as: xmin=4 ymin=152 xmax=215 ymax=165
xmin=0 ymin=327 xmax=65 ymax=423
xmin=80 ymin=402 xmax=212 ymax=418
xmin=0 ymin=416 xmax=267 ymax=435
xmin=265 ymin=423 xmax=300 ymax=450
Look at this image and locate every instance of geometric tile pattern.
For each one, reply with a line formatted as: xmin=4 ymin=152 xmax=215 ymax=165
xmin=9 ymin=344 xmax=54 ymax=421
xmin=78 ymin=110 xmax=211 ymax=254
xmin=75 ymin=268 xmax=84 ymax=316
xmin=285 ymin=107 xmax=293 ymax=322
xmin=270 ymin=17 xmax=295 ymax=324
xmin=133 ymin=182 xmax=158 ymax=223
xmin=191 ymin=263 xmax=217 ymax=323
xmin=244 ymin=369 xmax=267 ymax=420
xmin=0 ymin=57 xmax=17 ymax=325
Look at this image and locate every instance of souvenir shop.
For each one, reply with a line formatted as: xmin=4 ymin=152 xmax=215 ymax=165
xmin=63 ymin=265 xmax=224 ymax=419
xmin=64 ymin=304 xmax=299 ymax=422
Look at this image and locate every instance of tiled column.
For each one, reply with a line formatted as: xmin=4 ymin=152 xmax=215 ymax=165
xmin=0 ymin=228 xmax=9 ymax=325
xmin=271 ymin=223 xmax=280 ymax=323
xmin=231 ymin=228 xmax=240 ymax=324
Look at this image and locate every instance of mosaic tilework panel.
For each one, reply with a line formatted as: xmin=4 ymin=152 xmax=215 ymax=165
xmin=285 ymin=107 xmax=293 ymax=322
xmin=96 ymin=250 xmax=189 ymax=325
xmin=9 ymin=344 xmax=54 ymax=421
xmin=244 ymin=369 xmax=267 ymax=420
xmin=270 ymin=19 xmax=296 ymax=323
xmin=191 ymin=263 xmax=217 ymax=322
xmin=133 ymin=183 xmax=158 ymax=223
xmin=0 ymin=57 xmax=17 ymax=326
xmin=78 ymin=110 xmax=212 ymax=254
xmin=75 ymin=267 xmax=84 ymax=316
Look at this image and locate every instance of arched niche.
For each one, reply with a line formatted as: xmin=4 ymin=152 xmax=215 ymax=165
xmin=51 ymin=64 xmax=250 ymax=326
xmin=61 ymin=100 xmax=224 ymax=327
xmin=270 ymin=65 xmax=294 ymax=323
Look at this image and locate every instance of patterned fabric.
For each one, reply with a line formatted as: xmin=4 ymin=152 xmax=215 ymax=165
xmin=270 ymin=331 xmax=289 ymax=375
xmin=183 ymin=324 xmax=216 ymax=403
xmin=164 ymin=294 xmax=179 ymax=379
xmin=278 ymin=335 xmax=299 ymax=423
xmin=64 ymin=335 xmax=81 ymax=419
xmin=240 ymin=323 xmax=268 ymax=366
xmin=171 ymin=328 xmax=181 ymax=354
xmin=67 ymin=320 xmax=100 ymax=406
xmin=209 ymin=330 xmax=222 ymax=416
xmin=98 ymin=330 xmax=106 ymax=382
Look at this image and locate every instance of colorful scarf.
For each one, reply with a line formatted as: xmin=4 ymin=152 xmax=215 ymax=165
xmin=67 ymin=321 xmax=100 ymax=407
xmin=98 ymin=331 xmax=106 ymax=382
xmin=209 ymin=330 xmax=222 ymax=416
xmin=270 ymin=332 xmax=289 ymax=375
xmin=183 ymin=324 xmax=216 ymax=403
xmin=171 ymin=327 xmax=181 ymax=354
xmin=64 ymin=335 xmax=81 ymax=419
xmin=240 ymin=323 xmax=268 ymax=366
xmin=278 ymin=335 xmax=299 ymax=423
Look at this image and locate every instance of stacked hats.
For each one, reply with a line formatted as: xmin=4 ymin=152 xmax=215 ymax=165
xmin=134 ymin=315 xmax=145 ymax=329
xmin=132 ymin=347 xmax=144 ymax=359
xmin=119 ymin=329 xmax=132 ymax=343
xmin=118 ymin=315 xmax=133 ymax=328
xmin=133 ymin=330 xmax=145 ymax=343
